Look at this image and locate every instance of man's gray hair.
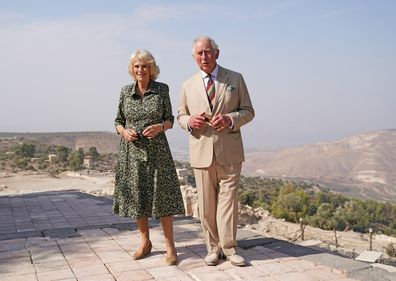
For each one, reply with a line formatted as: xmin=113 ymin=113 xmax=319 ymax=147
xmin=192 ymin=36 xmax=219 ymax=55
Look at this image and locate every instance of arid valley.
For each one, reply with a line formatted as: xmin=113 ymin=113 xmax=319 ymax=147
xmin=1 ymin=129 xmax=396 ymax=266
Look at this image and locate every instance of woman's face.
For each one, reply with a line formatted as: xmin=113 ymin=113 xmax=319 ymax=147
xmin=133 ymin=60 xmax=150 ymax=83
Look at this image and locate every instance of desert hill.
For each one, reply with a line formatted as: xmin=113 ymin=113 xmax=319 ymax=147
xmin=0 ymin=131 xmax=120 ymax=154
xmin=2 ymin=129 xmax=396 ymax=202
xmin=243 ymin=129 xmax=396 ymax=202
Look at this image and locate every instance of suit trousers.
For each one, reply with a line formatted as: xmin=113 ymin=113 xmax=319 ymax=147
xmin=193 ymin=158 xmax=242 ymax=256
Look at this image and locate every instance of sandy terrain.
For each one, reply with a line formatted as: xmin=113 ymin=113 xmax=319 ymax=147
xmin=247 ymin=216 xmax=396 ymax=256
xmin=0 ymin=171 xmax=115 ymax=197
xmin=240 ymin=206 xmax=396 ymax=260
xmin=1 ymin=171 xmax=395 ymax=262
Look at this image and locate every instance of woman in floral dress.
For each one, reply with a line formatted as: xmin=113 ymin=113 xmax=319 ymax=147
xmin=113 ymin=50 xmax=185 ymax=265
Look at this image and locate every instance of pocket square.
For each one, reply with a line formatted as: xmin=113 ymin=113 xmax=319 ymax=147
xmin=226 ymin=85 xmax=236 ymax=91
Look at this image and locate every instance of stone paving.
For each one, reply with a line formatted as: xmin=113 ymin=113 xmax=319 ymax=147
xmin=0 ymin=190 xmax=395 ymax=281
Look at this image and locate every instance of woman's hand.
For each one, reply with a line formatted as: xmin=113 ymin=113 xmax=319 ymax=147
xmin=142 ymin=124 xmax=163 ymax=139
xmin=122 ymin=128 xmax=139 ymax=142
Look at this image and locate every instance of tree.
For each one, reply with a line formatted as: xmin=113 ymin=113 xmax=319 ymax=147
xmin=77 ymin=147 xmax=84 ymax=156
xmin=88 ymin=147 xmax=100 ymax=161
xmin=68 ymin=151 xmax=83 ymax=171
xmin=335 ymin=200 xmax=370 ymax=232
xmin=15 ymin=143 xmax=36 ymax=158
xmin=313 ymin=191 xmax=331 ymax=208
xmin=239 ymin=190 xmax=256 ymax=206
xmin=15 ymin=158 xmax=29 ymax=169
xmin=56 ymin=146 xmax=70 ymax=162
xmin=272 ymin=188 xmax=309 ymax=223
xmin=311 ymin=203 xmax=336 ymax=230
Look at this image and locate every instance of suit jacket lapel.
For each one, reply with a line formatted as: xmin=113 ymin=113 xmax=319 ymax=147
xmin=212 ymin=66 xmax=228 ymax=111
xmin=193 ymin=73 xmax=212 ymax=112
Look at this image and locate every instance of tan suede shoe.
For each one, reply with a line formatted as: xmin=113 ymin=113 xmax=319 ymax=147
xmin=204 ymin=252 xmax=219 ymax=266
xmin=165 ymin=255 xmax=178 ymax=266
xmin=227 ymin=253 xmax=246 ymax=266
xmin=133 ymin=241 xmax=152 ymax=260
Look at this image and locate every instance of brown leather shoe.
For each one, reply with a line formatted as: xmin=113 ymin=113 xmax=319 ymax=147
xmin=165 ymin=255 xmax=178 ymax=265
xmin=133 ymin=240 xmax=152 ymax=260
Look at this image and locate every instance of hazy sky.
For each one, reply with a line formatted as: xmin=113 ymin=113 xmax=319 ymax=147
xmin=1 ymin=0 xmax=395 ymax=150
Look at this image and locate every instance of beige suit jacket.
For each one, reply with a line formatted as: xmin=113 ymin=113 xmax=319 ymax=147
xmin=178 ymin=66 xmax=255 ymax=168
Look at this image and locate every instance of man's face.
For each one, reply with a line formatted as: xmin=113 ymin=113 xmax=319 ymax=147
xmin=193 ymin=39 xmax=218 ymax=74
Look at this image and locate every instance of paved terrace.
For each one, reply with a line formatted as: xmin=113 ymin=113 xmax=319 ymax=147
xmin=0 ymin=190 xmax=395 ymax=281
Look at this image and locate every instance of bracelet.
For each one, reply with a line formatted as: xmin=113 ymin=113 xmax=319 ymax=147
xmin=161 ymin=122 xmax=165 ymax=131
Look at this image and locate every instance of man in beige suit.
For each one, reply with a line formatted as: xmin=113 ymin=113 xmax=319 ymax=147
xmin=178 ymin=36 xmax=255 ymax=266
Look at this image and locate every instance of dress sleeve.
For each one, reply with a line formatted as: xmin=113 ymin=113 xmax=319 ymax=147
xmin=162 ymin=84 xmax=174 ymax=124
xmin=114 ymin=87 xmax=126 ymax=129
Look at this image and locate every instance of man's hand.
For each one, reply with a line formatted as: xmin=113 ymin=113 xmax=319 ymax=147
xmin=188 ymin=112 xmax=208 ymax=130
xmin=211 ymin=114 xmax=232 ymax=132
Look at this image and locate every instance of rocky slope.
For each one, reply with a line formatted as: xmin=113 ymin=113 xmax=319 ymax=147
xmin=243 ymin=129 xmax=396 ymax=202
xmin=176 ymin=184 xmax=396 ymax=260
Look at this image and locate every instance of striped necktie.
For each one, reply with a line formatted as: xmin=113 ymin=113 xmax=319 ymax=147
xmin=206 ymin=75 xmax=215 ymax=105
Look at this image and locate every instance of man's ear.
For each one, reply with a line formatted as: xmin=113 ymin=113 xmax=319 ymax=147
xmin=215 ymin=49 xmax=220 ymax=59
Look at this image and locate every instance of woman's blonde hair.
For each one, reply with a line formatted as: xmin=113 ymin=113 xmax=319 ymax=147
xmin=128 ymin=50 xmax=160 ymax=81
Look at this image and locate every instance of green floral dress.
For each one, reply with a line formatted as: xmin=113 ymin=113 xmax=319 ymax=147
xmin=113 ymin=80 xmax=185 ymax=219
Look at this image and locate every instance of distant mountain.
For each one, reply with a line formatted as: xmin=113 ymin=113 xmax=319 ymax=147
xmin=3 ymin=130 xmax=395 ymax=201
xmin=0 ymin=131 xmax=190 ymax=161
xmin=243 ymin=129 xmax=396 ymax=202
xmin=0 ymin=131 xmax=120 ymax=154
